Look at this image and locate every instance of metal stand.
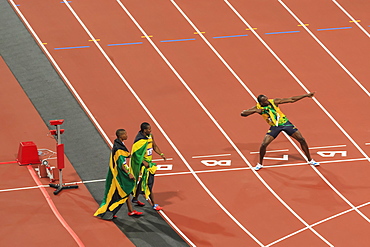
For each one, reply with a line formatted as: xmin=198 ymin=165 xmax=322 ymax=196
xmin=48 ymin=119 xmax=78 ymax=195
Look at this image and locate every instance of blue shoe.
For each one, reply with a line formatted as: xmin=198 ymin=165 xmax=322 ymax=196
xmin=254 ymin=163 xmax=263 ymax=171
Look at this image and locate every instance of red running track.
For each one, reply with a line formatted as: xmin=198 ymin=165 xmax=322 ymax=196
xmin=0 ymin=56 xmax=134 ymax=247
xmin=7 ymin=0 xmax=370 ymax=246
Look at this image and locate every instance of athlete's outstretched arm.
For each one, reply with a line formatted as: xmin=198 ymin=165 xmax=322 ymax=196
xmin=152 ymin=134 xmax=166 ymax=161
xmin=241 ymin=106 xmax=262 ymax=117
xmin=274 ymin=92 xmax=315 ymax=105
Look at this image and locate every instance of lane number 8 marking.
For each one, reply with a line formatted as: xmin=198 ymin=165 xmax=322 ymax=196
xmin=201 ymin=160 xmax=232 ymax=166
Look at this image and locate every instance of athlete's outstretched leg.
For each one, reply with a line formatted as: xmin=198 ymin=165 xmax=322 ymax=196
xmin=259 ymin=134 xmax=275 ymax=165
xmin=291 ymin=131 xmax=312 ymax=161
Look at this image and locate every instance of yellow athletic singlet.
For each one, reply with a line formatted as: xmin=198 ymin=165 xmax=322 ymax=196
xmin=256 ymin=99 xmax=289 ymax=126
xmin=144 ymin=134 xmax=153 ymax=162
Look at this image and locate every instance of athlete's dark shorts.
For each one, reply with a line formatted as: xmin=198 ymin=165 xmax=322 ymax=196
xmin=148 ymin=173 xmax=155 ymax=191
xmin=266 ymin=121 xmax=298 ymax=138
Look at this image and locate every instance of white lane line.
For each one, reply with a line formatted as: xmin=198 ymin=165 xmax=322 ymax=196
xmin=61 ymin=0 xmax=254 ymax=245
xmin=266 ymin=201 xmax=370 ymax=246
xmin=114 ymin=1 xmax=261 ymax=245
xmin=174 ymin=0 xmax=368 ymax=243
xmin=331 ymin=0 xmax=370 ymax=38
xmin=250 ymin=149 xmax=289 ymax=154
xmin=226 ymin=0 xmax=370 ymax=226
xmin=309 ymin=144 xmax=347 ymax=150
xmin=192 ymin=154 xmax=231 ymax=159
xmin=278 ymin=0 xmax=370 ymax=97
xmin=61 ymin=1 xmax=193 ymax=245
xmin=8 ymin=1 xmax=111 ymax=146
xmin=150 ymin=0 xmax=333 ymax=245
xmin=152 ymin=158 xmax=173 ymax=162
xmin=11 ymin=1 xmax=192 ymax=245
xmin=365 ymin=143 xmax=370 ymax=146
xmin=249 ymin=145 xmax=347 ymax=154
xmin=0 ymin=184 xmax=48 ymax=192
xmin=2 ymin=157 xmax=367 ymax=193
xmin=224 ymin=1 xmax=370 ymax=162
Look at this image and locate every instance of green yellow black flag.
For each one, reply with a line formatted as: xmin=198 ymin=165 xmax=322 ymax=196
xmin=130 ymin=132 xmax=157 ymax=199
xmin=94 ymin=140 xmax=135 ymax=218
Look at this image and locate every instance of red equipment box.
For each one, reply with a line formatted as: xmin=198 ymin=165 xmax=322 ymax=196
xmin=17 ymin=141 xmax=40 ymax=165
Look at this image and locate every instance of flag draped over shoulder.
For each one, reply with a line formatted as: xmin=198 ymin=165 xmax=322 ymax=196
xmin=130 ymin=132 xmax=157 ymax=199
xmin=94 ymin=139 xmax=135 ymax=218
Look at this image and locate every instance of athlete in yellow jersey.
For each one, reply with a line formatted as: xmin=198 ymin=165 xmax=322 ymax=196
xmin=241 ymin=93 xmax=319 ymax=170
xmin=131 ymin=122 xmax=166 ymax=211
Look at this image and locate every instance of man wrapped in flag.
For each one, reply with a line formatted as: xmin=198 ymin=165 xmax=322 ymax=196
xmin=130 ymin=122 xmax=166 ymax=211
xmin=94 ymin=129 xmax=143 ymax=220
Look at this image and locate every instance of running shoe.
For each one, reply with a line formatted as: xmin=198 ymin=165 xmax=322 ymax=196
xmin=153 ymin=204 xmax=163 ymax=211
xmin=308 ymin=159 xmax=320 ymax=166
xmin=132 ymin=199 xmax=145 ymax=206
xmin=254 ymin=163 xmax=263 ymax=171
xmin=128 ymin=210 xmax=143 ymax=216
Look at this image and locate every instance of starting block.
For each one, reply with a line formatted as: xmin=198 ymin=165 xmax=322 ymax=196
xmin=36 ymin=159 xmax=59 ymax=182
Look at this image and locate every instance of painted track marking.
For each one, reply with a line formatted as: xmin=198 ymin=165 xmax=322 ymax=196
xmin=223 ymin=0 xmax=370 ymax=164
xmin=113 ymin=1 xmax=262 ymax=245
xmin=317 ymin=26 xmax=352 ymax=31
xmin=172 ymin=0 xmax=370 ymax=242
xmin=331 ymin=0 xmax=370 ymax=38
xmin=9 ymin=1 xmax=193 ymax=245
xmin=266 ymin=201 xmax=370 ymax=246
xmin=27 ymin=165 xmax=85 ymax=247
xmin=122 ymin=0 xmax=335 ymax=244
xmin=224 ymin=0 xmax=370 ymax=226
xmin=278 ymin=0 xmax=370 ymax=97
xmin=61 ymin=0 xmax=262 ymax=244
xmin=309 ymin=144 xmax=347 ymax=150
xmin=3 ymin=157 xmax=367 ymax=193
xmin=192 ymin=153 xmax=231 ymax=159
xmin=9 ymin=0 xmax=370 ymax=243
xmin=250 ymin=149 xmax=289 ymax=154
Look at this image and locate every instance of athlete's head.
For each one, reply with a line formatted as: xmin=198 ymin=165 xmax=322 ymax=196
xmin=257 ymin=95 xmax=269 ymax=107
xmin=116 ymin=129 xmax=127 ymax=141
xmin=140 ymin=122 xmax=151 ymax=136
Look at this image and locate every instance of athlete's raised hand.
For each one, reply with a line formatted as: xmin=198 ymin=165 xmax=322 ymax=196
xmin=307 ymin=92 xmax=315 ymax=98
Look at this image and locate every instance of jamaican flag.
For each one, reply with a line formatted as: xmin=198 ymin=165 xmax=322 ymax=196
xmin=130 ymin=131 xmax=157 ymax=199
xmin=94 ymin=139 xmax=135 ymax=220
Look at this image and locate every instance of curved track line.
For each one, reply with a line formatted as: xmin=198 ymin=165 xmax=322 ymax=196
xmin=278 ymin=0 xmax=370 ymax=97
xmin=176 ymin=0 xmax=370 ymax=223
xmin=27 ymin=165 xmax=85 ymax=247
xmin=331 ymin=0 xmax=370 ymax=38
xmin=266 ymin=201 xmax=370 ymax=246
xmin=9 ymin=1 xmax=194 ymax=246
xmin=224 ymin=0 xmax=370 ymax=163
xmin=117 ymin=0 xmax=333 ymax=245
xmin=61 ymin=1 xmax=256 ymax=245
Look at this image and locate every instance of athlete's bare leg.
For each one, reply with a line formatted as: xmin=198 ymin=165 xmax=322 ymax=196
xmin=291 ymin=130 xmax=312 ymax=161
xmin=126 ymin=197 xmax=133 ymax=212
xmin=259 ymin=135 xmax=275 ymax=165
